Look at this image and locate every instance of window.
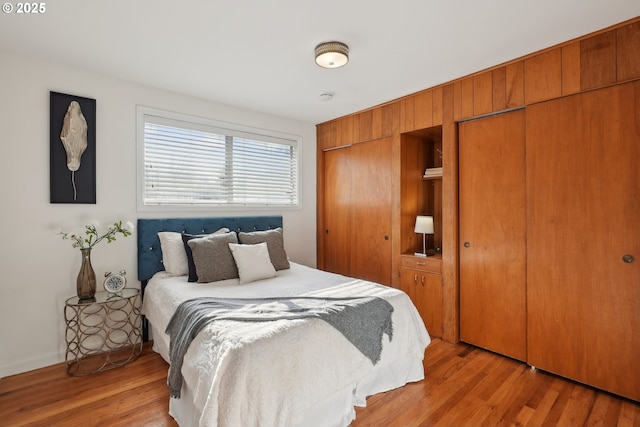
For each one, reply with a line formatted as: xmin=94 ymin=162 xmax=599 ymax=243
xmin=137 ymin=107 xmax=300 ymax=209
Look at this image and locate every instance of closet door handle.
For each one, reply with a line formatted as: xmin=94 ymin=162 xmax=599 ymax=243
xmin=622 ymin=254 xmax=635 ymax=263
xmin=413 ymin=274 xmax=418 ymax=284
xmin=464 ymin=242 xmax=471 ymax=248
xmin=421 ymin=275 xmax=425 ymax=285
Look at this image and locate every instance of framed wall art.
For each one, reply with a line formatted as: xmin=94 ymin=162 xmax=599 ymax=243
xmin=50 ymin=91 xmax=96 ymax=204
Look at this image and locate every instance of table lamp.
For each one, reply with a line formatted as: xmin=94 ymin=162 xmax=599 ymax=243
xmin=414 ymin=215 xmax=434 ymax=257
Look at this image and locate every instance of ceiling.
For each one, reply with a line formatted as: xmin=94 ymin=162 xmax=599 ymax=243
xmin=1 ymin=1 xmax=638 ymax=124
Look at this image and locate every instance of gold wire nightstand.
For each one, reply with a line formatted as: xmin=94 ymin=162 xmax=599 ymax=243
xmin=64 ymin=288 xmax=143 ymax=376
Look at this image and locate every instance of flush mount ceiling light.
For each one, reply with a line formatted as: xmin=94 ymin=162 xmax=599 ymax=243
xmin=315 ymin=41 xmax=349 ymax=69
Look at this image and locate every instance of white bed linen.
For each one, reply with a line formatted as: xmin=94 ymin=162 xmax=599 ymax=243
xmin=142 ymin=262 xmax=430 ymax=427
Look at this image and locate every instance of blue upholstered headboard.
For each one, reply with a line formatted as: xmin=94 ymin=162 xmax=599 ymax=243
xmin=137 ymin=215 xmax=283 ymax=282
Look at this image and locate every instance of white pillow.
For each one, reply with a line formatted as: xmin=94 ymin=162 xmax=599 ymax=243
xmin=158 ymin=232 xmax=189 ymax=276
xmin=159 ymin=228 xmax=229 ymax=276
xmin=228 ymin=242 xmax=276 ymax=284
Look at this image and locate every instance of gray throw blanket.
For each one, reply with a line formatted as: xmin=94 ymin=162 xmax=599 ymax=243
xmin=165 ymin=296 xmax=394 ymax=398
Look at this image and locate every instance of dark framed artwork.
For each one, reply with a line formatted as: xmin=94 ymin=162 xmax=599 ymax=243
xmin=50 ymin=91 xmax=96 ymax=204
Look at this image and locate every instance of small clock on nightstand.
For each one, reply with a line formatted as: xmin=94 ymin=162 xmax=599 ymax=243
xmin=103 ymin=270 xmax=127 ymax=293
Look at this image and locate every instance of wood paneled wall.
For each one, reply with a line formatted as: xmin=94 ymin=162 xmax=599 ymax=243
xmin=317 ymin=102 xmax=398 ymax=149
xmin=317 ymin=16 xmax=640 ymax=343
xmin=446 ymin=19 xmax=640 ymax=121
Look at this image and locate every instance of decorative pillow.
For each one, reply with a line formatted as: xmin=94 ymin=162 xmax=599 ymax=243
xmin=181 ymin=228 xmax=230 ymax=282
xmin=158 ymin=232 xmax=190 ymax=276
xmin=237 ymin=228 xmax=290 ymax=270
xmin=187 ymin=232 xmax=239 ymax=283
xmin=228 ymin=242 xmax=277 ymax=284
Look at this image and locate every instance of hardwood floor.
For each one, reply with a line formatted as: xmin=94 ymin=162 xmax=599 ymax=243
xmin=352 ymin=340 xmax=640 ymax=427
xmin=0 ymin=343 xmax=176 ymax=427
xmin=1 ymin=340 xmax=638 ymax=426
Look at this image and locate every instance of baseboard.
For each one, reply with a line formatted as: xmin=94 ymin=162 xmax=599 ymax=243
xmin=0 ymin=352 xmax=65 ymax=379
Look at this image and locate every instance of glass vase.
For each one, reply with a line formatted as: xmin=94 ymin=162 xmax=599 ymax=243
xmin=77 ymin=248 xmax=96 ymax=299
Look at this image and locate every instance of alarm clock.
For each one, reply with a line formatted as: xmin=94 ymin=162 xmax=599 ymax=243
xmin=103 ymin=270 xmax=127 ymax=293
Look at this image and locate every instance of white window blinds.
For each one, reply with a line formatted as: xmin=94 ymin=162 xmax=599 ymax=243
xmin=139 ymin=110 xmax=299 ymax=208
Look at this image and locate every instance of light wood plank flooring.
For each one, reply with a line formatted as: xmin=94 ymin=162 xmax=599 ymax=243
xmin=1 ymin=339 xmax=638 ymax=426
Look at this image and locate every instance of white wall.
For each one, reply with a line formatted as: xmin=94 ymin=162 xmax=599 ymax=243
xmin=0 ymin=50 xmax=317 ymax=378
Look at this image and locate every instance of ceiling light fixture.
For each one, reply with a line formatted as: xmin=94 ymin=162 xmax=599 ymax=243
xmin=315 ymin=41 xmax=349 ymax=69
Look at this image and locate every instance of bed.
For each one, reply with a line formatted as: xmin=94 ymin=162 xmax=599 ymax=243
xmin=138 ymin=215 xmax=430 ymax=427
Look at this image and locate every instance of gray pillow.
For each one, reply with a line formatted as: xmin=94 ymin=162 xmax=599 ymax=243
xmin=187 ymin=232 xmax=239 ymax=283
xmin=237 ymin=228 xmax=290 ymax=270
xmin=181 ymin=228 xmax=230 ymax=282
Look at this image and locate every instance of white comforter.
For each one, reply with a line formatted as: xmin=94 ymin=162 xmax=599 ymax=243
xmin=142 ymin=263 xmax=430 ymax=427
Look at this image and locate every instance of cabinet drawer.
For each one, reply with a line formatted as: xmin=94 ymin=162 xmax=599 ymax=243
xmin=401 ymin=254 xmax=442 ymax=274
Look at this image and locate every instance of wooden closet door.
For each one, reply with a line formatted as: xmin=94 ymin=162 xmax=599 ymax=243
xmin=323 ymin=147 xmax=351 ymax=276
xmin=459 ymin=109 xmax=527 ymax=361
xmin=349 ymin=137 xmax=393 ymax=285
xmin=527 ymin=82 xmax=640 ymax=401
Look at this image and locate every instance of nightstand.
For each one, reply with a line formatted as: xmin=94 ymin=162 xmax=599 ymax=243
xmin=399 ymin=253 xmax=443 ymax=338
xmin=64 ymin=288 xmax=143 ymax=376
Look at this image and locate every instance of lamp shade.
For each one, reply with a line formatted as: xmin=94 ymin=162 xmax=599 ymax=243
xmin=414 ymin=216 xmax=434 ymax=234
xmin=315 ymin=41 xmax=349 ymax=68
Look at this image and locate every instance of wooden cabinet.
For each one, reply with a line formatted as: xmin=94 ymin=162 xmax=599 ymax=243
xmin=400 ymin=254 xmax=443 ymax=338
xmin=321 ymin=137 xmax=393 ymax=286
xmin=398 ymin=125 xmax=444 ymax=336
xmin=349 ymin=138 xmax=393 ymax=285
xmin=457 ymin=83 xmax=639 ymax=400
xmin=317 ymin=17 xmax=640 ymax=401
xmin=322 ymin=147 xmax=351 ymax=276
xmin=526 ymin=82 xmax=640 ymax=401
xmin=458 ymin=109 xmax=527 ymax=361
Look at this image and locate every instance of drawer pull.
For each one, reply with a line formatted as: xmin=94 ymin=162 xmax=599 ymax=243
xmin=415 ymin=262 xmax=426 ymax=266
xmin=623 ymin=254 xmax=635 ymax=263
